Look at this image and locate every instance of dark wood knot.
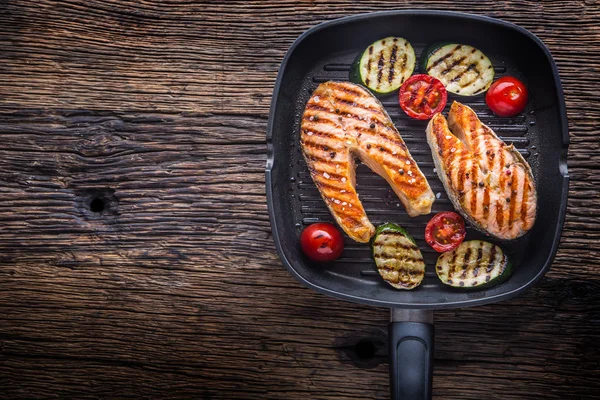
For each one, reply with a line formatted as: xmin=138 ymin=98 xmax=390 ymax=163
xmin=90 ymin=197 xmax=106 ymax=213
xmin=76 ymin=188 xmax=119 ymax=221
xmin=333 ymin=328 xmax=387 ymax=369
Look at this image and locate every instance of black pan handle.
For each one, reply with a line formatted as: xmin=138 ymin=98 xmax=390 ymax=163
xmin=389 ymin=309 xmax=434 ymax=400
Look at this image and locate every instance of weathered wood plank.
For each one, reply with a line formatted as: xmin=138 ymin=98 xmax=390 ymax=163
xmin=0 ymin=1 xmax=599 ymax=399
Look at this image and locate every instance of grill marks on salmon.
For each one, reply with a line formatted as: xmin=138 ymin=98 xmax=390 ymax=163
xmin=301 ymin=81 xmax=435 ymax=243
xmin=426 ymin=102 xmax=537 ymax=240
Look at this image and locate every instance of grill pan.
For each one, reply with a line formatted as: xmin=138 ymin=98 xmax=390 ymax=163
xmin=266 ymin=10 xmax=568 ymax=399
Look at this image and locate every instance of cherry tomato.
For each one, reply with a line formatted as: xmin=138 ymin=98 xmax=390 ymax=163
xmin=399 ymin=74 xmax=447 ymax=120
xmin=425 ymin=212 xmax=466 ymax=253
xmin=485 ymin=76 xmax=528 ymax=117
xmin=300 ymin=223 xmax=344 ymax=262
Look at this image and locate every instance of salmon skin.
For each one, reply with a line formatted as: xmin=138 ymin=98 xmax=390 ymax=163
xmin=426 ymin=102 xmax=537 ymax=240
xmin=300 ymin=81 xmax=434 ymax=243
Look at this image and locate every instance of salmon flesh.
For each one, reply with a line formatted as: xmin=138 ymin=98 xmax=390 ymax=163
xmin=300 ymin=81 xmax=435 ymax=243
xmin=426 ymin=102 xmax=537 ymax=240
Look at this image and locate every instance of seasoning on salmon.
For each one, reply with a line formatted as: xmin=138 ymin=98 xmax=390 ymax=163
xmin=301 ymin=81 xmax=435 ymax=243
xmin=426 ymin=102 xmax=537 ymax=240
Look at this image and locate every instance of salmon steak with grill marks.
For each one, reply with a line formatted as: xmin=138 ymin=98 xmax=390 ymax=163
xmin=426 ymin=102 xmax=537 ymax=240
xmin=300 ymin=81 xmax=435 ymax=243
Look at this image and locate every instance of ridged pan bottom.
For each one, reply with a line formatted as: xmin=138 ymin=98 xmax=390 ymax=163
xmin=290 ymin=50 xmax=537 ymax=289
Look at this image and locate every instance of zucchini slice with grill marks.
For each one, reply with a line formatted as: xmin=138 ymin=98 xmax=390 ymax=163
xmin=372 ymin=223 xmax=425 ymax=290
xmin=350 ymin=37 xmax=416 ymax=94
xmin=424 ymin=44 xmax=494 ymax=96
xmin=436 ymin=240 xmax=512 ymax=289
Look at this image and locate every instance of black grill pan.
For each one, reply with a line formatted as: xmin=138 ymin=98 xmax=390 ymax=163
xmin=266 ymin=10 xmax=568 ymax=399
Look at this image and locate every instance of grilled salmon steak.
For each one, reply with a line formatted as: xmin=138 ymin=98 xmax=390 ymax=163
xmin=426 ymin=102 xmax=537 ymax=240
xmin=301 ymin=81 xmax=434 ymax=243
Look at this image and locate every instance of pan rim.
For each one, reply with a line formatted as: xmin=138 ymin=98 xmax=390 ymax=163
xmin=266 ymin=10 xmax=569 ymax=309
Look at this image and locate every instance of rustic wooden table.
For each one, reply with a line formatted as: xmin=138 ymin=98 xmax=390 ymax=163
xmin=0 ymin=1 xmax=599 ymax=399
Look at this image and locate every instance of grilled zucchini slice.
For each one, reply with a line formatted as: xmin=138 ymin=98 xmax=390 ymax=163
xmin=436 ymin=240 xmax=512 ymax=289
xmin=424 ymin=44 xmax=494 ymax=96
xmin=372 ymin=223 xmax=425 ymax=290
xmin=350 ymin=37 xmax=416 ymax=94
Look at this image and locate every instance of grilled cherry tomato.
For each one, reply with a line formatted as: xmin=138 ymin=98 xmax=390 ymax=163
xmin=425 ymin=212 xmax=466 ymax=253
xmin=300 ymin=223 xmax=344 ymax=262
xmin=485 ymin=76 xmax=528 ymax=117
xmin=399 ymin=74 xmax=447 ymax=120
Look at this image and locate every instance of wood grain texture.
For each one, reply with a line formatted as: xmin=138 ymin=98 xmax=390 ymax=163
xmin=0 ymin=1 xmax=599 ymax=399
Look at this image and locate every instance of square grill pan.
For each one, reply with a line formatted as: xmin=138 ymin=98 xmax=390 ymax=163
xmin=266 ymin=10 xmax=569 ymax=309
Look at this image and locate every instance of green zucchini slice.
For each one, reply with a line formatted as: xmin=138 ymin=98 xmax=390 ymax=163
xmin=435 ymin=240 xmax=512 ymax=289
xmin=424 ymin=44 xmax=494 ymax=96
xmin=372 ymin=223 xmax=425 ymax=290
xmin=350 ymin=37 xmax=416 ymax=94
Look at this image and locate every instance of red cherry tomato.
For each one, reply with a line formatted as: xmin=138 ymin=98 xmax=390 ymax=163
xmin=300 ymin=223 xmax=344 ymax=262
xmin=485 ymin=76 xmax=528 ymax=117
xmin=425 ymin=212 xmax=466 ymax=253
xmin=399 ymin=74 xmax=447 ymax=120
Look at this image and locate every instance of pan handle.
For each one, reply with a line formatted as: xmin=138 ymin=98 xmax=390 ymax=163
xmin=389 ymin=309 xmax=434 ymax=400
